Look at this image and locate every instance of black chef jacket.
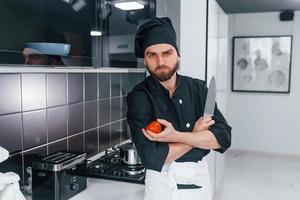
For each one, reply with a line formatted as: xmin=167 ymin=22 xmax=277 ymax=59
xmin=127 ymin=73 xmax=231 ymax=172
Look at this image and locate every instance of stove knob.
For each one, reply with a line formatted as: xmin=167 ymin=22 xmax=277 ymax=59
xmin=70 ymin=183 xmax=79 ymax=191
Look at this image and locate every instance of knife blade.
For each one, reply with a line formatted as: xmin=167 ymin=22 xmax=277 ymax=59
xmin=203 ymin=76 xmax=216 ymax=119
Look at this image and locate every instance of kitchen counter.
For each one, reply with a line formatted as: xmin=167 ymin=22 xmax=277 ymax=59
xmin=70 ymin=178 xmax=145 ymax=200
xmin=68 ymin=142 xmax=145 ymax=200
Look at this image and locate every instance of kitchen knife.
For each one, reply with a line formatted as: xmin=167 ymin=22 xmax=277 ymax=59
xmin=203 ymin=76 xmax=216 ymax=119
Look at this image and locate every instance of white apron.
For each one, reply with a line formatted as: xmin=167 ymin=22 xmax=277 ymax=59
xmin=144 ymin=159 xmax=211 ymax=200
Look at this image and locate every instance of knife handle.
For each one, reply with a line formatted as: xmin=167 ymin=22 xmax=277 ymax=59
xmin=203 ymin=114 xmax=213 ymax=122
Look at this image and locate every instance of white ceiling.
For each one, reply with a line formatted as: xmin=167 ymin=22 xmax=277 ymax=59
xmin=216 ymin=0 xmax=300 ymax=13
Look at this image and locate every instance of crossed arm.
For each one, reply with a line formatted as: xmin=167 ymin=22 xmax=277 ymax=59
xmin=142 ymin=117 xmax=221 ymax=165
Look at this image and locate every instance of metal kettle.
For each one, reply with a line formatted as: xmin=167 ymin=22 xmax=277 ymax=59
xmin=119 ymin=142 xmax=142 ymax=166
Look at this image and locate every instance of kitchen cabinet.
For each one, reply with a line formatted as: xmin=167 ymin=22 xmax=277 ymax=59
xmin=0 ymin=0 xmax=155 ymax=68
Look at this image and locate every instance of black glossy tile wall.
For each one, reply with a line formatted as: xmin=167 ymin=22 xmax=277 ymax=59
xmin=111 ymin=97 xmax=121 ymax=122
xmin=111 ymin=121 xmax=121 ymax=147
xmin=0 ymin=71 xmax=145 ymax=188
xmin=47 ymin=74 xmax=67 ymax=107
xmin=0 ymin=113 xmax=22 ymax=154
xmin=22 ymin=74 xmax=46 ymax=111
xmin=0 ymin=74 xmax=21 ymax=115
xmin=48 ymin=139 xmax=67 ymax=155
xmin=68 ymin=103 xmax=83 ymax=136
xmin=121 ymin=119 xmax=131 ymax=141
xmin=111 ymin=73 xmax=121 ymax=97
xmin=85 ymin=129 xmax=98 ymax=157
xmin=47 ymin=106 xmax=67 ymax=142
xmin=23 ymin=110 xmax=47 ymax=150
xmin=99 ymin=99 xmax=110 ymax=126
xmin=85 ymin=101 xmax=98 ymax=130
xmin=99 ymin=73 xmax=110 ymax=99
xmin=99 ymin=124 xmax=110 ymax=152
xmin=85 ymin=74 xmax=98 ymax=101
xmin=68 ymin=73 xmax=83 ymax=104
xmin=68 ymin=133 xmax=84 ymax=153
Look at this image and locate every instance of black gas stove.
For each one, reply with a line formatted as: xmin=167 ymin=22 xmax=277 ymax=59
xmin=74 ymin=149 xmax=145 ymax=184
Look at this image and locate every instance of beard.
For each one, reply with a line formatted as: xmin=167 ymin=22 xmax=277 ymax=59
xmin=146 ymin=61 xmax=179 ymax=82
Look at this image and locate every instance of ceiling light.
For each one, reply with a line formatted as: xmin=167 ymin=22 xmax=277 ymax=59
xmin=114 ymin=1 xmax=144 ymax=11
xmin=61 ymin=0 xmax=74 ymax=4
xmin=90 ymin=31 xmax=102 ymax=36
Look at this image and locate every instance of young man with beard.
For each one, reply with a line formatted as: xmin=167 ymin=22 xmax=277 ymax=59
xmin=126 ymin=17 xmax=231 ymax=200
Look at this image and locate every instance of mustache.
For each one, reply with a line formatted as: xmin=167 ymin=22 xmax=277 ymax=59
xmin=155 ymin=65 xmax=170 ymax=70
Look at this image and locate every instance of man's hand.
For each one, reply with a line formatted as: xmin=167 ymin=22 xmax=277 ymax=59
xmin=142 ymin=119 xmax=179 ymax=143
xmin=192 ymin=116 xmax=215 ymax=132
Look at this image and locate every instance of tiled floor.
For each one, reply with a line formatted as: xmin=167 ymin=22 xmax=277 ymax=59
xmin=216 ymin=150 xmax=300 ymax=200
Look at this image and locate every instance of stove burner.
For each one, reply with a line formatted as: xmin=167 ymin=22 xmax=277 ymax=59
xmin=110 ymin=156 xmax=120 ymax=165
xmin=75 ymin=148 xmax=145 ymax=184
xmin=122 ymin=167 xmax=145 ymax=176
xmin=90 ymin=162 xmax=109 ymax=170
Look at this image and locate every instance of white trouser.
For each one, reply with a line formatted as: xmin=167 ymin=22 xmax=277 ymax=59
xmin=144 ymin=160 xmax=211 ymax=200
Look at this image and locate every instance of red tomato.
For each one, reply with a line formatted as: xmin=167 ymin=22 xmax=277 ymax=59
xmin=146 ymin=120 xmax=162 ymax=134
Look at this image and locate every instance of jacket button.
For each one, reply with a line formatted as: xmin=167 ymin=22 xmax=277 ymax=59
xmin=179 ymin=99 xmax=183 ymax=104
xmin=186 ymin=123 xmax=190 ymax=128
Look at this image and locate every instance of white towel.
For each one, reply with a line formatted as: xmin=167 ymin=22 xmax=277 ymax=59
xmin=0 ymin=147 xmax=26 ymax=200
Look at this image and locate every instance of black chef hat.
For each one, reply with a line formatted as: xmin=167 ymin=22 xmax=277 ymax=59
xmin=134 ymin=17 xmax=180 ymax=58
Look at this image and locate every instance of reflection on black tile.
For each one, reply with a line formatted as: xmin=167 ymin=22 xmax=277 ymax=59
xmin=68 ymin=103 xmax=83 ymax=136
xmin=68 ymin=74 xmax=83 ymax=104
xmin=0 ymin=74 xmax=21 ymax=115
xmin=99 ymin=99 xmax=110 ymax=126
xmin=22 ymin=74 xmax=46 ymax=111
xmin=0 ymin=114 xmax=22 ymax=154
xmin=23 ymin=146 xmax=47 ymax=185
xmin=85 ymin=129 xmax=98 ymax=157
xmin=68 ymin=134 xmax=84 ymax=153
xmin=99 ymin=124 xmax=110 ymax=152
xmin=111 ymin=98 xmax=121 ymax=122
xmin=121 ymin=119 xmax=131 ymax=141
xmin=48 ymin=106 xmax=67 ymax=142
xmin=85 ymin=101 xmax=97 ymax=130
xmin=47 ymin=74 xmax=67 ymax=107
xmin=99 ymin=73 xmax=110 ymax=99
xmin=48 ymin=139 xmax=67 ymax=154
xmin=121 ymin=96 xmax=127 ymax=118
xmin=85 ymin=73 xmax=97 ymax=101
xmin=111 ymin=73 xmax=120 ymax=97
xmin=111 ymin=122 xmax=121 ymax=147
xmin=23 ymin=110 xmax=47 ymax=150
xmin=121 ymin=73 xmax=137 ymax=95
xmin=0 ymin=153 xmax=23 ymax=185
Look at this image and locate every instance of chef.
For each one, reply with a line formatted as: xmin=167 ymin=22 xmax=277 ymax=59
xmin=126 ymin=17 xmax=232 ymax=200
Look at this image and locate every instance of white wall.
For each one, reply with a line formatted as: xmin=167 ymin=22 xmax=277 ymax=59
xmin=227 ymin=12 xmax=300 ymax=155
xmin=156 ymin=0 xmax=181 ymax=49
xmin=179 ymin=0 xmax=207 ymax=80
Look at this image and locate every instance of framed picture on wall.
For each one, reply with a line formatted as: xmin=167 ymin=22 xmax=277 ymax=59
xmin=232 ymin=35 xmax=292 ymax=93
